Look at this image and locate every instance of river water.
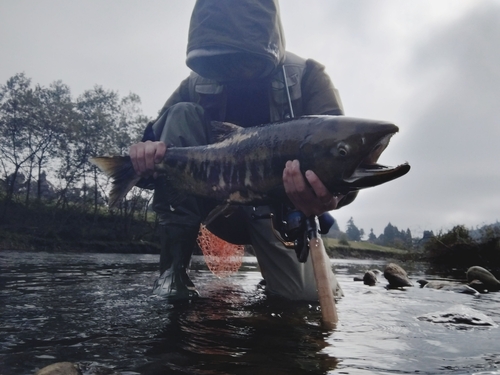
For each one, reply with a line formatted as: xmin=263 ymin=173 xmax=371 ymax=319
xmin=1 ymin=250 xmax=499 ymax=375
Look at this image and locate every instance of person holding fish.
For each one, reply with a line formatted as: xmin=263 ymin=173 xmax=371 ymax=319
xmin=129 ymin=0 xmax=355 ymax=302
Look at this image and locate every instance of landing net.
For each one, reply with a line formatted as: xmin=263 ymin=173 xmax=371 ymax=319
xmin=197 ymin=225 xmax=244 ymax=278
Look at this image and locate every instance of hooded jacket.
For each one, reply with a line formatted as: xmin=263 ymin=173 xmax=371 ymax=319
xmin=149 ymin=0 xmax=344 ymax=129
xmin=186 ymin=0 xmax=285 ymax=82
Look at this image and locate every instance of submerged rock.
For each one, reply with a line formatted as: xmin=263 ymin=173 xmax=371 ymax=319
xmin=417 ymin=279 xmax=478 ymax=295
xmin=466 ymin=266 xmax=500 ymax=291
xmin=417 ymin=305 xmax=497 ymax=328
xmin=35 ymin=362 xmax=81 ymax=375
xmin=384 ymin=263 xmax=412 ymax=288
xmin=35 ymin=362 xmax=125 ymax=375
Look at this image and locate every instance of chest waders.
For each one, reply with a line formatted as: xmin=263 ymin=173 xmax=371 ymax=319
xmin=150 ymin=103 xmax=214 ymax=300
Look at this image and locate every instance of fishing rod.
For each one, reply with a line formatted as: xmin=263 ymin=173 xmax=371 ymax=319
xmin=282 ymin=64 xmax=338 ymax=328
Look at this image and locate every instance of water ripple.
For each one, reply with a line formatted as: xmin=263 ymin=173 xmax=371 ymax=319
xmin=1 ymin=251 xmax=499 ymax=375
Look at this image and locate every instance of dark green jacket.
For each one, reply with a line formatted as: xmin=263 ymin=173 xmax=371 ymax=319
xmin=158 ymin=52 xmax=344 ymax=124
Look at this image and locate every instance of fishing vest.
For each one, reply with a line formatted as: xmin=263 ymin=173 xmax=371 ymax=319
xmin=186 ymin=52 xmax=307 ymax=123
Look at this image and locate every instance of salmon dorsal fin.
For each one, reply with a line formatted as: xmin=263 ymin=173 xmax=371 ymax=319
xmin=210 ymin=121 xmax=243 ymax=142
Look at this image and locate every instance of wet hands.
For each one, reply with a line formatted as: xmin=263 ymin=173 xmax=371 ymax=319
xmin=129 ymin=141 xmax=166 ymax=178
xmin=283 ymin=160 xmax=344 ymax=217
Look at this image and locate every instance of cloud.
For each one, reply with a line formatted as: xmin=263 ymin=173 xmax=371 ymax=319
xmin=406 ymin=2 xmax=500 ymax=177
xmin=330 ymin=1 xmax=500 ymax=235
xmin=392 ymin=1 xmax=500 ymax=232
xmin=0 ymin=1 xmax=194 ymax=116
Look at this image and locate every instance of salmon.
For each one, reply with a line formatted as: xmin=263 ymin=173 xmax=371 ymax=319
xmin=90 ymin=115 xmax=410 ymax=209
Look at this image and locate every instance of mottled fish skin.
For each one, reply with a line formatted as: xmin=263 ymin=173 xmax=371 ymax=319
xmin=155 ymin=116 xmax=402 ymax=203
xmin=90 ymin=115 xmax=410 ymax=208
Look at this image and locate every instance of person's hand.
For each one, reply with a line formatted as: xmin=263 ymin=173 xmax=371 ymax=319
xmin=283 ymin=159 xmax=344 ymax=217
xmin=129 ymin=141 xmax=166 ymax=178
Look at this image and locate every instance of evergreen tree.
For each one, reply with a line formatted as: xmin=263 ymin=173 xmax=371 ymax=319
xmin=383 ymin=222 xmax=396 ymax=243
xmin=346 ymin=217 xmax=363 ymax=241
xmin=368 ymin=228 xmax=377 ymax=242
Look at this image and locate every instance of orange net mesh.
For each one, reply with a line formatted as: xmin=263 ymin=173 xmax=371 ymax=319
xmin=197 ymin=224 xmax=244 ymax=278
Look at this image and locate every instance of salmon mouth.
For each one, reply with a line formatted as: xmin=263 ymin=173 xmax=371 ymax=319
xmin=342 ymin=133 xmax=410 ymax=190
xmin=345 ymin=162 xmax=411 ymax=188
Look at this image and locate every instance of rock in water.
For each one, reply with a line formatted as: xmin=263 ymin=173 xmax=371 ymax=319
xmin=384 ymin=263 xmax=412 ymax=288
xmin=417 ymin=279 xmax=478 ymax=295
xmin=417 ymin=305 xmax=497 ymax=328
xmin=35 ymin=362 xmax=81 ymax=375
xmin=466 ymin=266 xmax=500 ymax=291
xmin=35 ymin=362 xmax=124 ymax=375
xmin=363 ymin=270 xmax=378 ymax=286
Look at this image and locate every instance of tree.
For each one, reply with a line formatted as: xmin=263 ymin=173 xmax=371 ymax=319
xmin=0 ymin=73 xmax=38 ymax=205
xmin=383 ymin=222 xmax=396 ymax=244
xmin=75 ymin=86 xmax=121 ymax=214
xmin=29 ymin=81 xmax=76 ymax=202
xmin=116 ymin=92 xmax=150 ymax=152
xmin=368 ymin=228 xmax=377 ymax=242
xmin=0 ymin=74 xmax=153 ymax=227
xmin=377 ymin=222 xmax=413 ymax=249
xmin=346 ymin=217 xmax=364 ymax=241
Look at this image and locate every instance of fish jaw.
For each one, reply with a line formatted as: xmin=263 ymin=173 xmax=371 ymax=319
xmin=343 ymin=163 xmax=411 ymax=189
xmin=337 ymin=129 xmax=410 ymax=191
xmin=301 ymin=117 xmax=404 ymax=193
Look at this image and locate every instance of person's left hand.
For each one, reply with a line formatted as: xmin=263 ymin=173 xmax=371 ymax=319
xmin=283 ymin=160 xmax=344 ymax=217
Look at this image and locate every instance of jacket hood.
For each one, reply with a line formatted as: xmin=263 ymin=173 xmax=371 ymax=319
xmin=186 ymin=0 xmax=286 ymax=81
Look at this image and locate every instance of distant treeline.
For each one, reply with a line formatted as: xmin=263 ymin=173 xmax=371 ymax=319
xmin=329 ymin=216 xmax=500 ymax=267
xmin=0 ymin=72 xmax=153 ymax=219
xmin=327 ymin=217 xmax=413 ymax=249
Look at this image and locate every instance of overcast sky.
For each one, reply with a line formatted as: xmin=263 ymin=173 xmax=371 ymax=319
xmin=1 ymin=0 xmax=499 ymax=237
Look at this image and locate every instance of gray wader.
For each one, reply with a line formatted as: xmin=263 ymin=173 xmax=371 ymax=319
xmin=151 ymin=102 xmax=343 ymax=301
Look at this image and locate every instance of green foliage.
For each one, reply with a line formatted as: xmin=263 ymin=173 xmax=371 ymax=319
xmin=478 ymin=223 xmax=500 ymax=243
xmin=422 ymin=224 xmax=500 ymax=266
xmin=346 ymin=217 xmax=364 ymax=241
xmin=438 ymin=225 xmax=472 ymax=245
xmin=374 ymin=222 xmax=413 ymax=249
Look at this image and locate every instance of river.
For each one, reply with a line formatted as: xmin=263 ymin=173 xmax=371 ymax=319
xmin=1 ymin=250 xmax=499 ymax=375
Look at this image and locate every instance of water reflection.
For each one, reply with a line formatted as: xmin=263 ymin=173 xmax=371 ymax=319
xmin=140 ymin=295 xmax=339 ymax=374
xmin=1 ymin=251 xmax=499 ymax=375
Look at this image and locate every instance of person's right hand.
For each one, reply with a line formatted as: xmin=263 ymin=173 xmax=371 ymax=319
xmin=129 ymin=141 xmax=166 ymax=178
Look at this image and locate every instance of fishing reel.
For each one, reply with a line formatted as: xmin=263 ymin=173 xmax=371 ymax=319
xmin=270 ymin=205 xmax=336 ymax=263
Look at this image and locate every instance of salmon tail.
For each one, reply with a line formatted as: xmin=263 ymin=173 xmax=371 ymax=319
xmin=89 ymin=156 xmax=141 ymax=208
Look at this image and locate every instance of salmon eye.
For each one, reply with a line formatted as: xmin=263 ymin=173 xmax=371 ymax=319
xmin=337 ymin=143 xmax=349 ymax=157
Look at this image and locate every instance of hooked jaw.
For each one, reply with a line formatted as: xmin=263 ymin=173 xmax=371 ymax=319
xmin=361 ymin=133 xmax=393 ymax=166
xmin=344 ymin=132 xmax=410 ymax=189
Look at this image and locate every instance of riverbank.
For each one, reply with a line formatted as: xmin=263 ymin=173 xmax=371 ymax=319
xmin=323 ymin=237 xmax=414 ymax=260
xmin=0 ymin=228 xmax=161 ymax=254
xmin=0 ymin=227 xmax=414 ymax=261
xmin=0 ymin=198 xmax=414 ymax=259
